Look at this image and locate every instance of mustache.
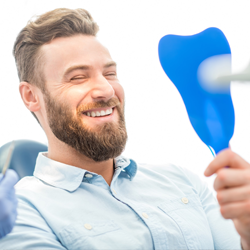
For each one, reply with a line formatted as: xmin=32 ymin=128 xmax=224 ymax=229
xmin=77 ymin=97 xmax=121 ymax=115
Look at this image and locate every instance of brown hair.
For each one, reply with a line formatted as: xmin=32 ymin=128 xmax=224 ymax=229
xmin=13 ymin=8 xmax=99 ymax=122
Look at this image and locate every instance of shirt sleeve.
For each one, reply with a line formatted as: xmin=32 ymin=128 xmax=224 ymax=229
xmin=0 ymin=197 xmax=67 ymax=249
xmin=182 ymin=167 xmax=241 ymax=250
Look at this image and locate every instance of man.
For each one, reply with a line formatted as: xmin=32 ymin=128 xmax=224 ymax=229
xmin=0 ymin=7 xmax=250 ymax=249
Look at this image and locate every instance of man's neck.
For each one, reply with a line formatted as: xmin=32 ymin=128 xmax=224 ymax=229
xmin=47 ymin=140 xmax=114 ymax=186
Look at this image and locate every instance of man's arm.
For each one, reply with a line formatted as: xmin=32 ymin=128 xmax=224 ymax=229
xmin=205 ymin=149 xmax=250 ymax=250
xmin=0 ymin=196 xmax=67 ymax=249
xmin=181 ymin=165 xmax=241 ymax=249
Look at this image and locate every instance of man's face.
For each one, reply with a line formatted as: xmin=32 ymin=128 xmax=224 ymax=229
xmin=40 ymin=35 xmax=127 ymax=161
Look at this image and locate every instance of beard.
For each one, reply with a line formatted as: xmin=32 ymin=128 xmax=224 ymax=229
xmin=43 ymin=92 xmax=127 ymax=162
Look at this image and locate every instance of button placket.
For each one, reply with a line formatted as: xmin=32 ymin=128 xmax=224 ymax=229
xmin=181 ymin=197 xmax=189 ymax=204
xmin=85 ymin=174 xmax=93 ymax=178
xmin=84 ymin=224 xmax=92 ymax=230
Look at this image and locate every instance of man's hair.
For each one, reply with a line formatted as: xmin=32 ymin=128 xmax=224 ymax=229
xmin=13 ymin=8 xmax=99 ymax=122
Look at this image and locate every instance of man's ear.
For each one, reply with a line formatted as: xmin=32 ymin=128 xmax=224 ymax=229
xmin=19 ymin=82 xmax=41 ymax=112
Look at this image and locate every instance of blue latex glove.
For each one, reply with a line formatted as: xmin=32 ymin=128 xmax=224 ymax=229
xmin=0 ymin=169 xmax=19 ymax=239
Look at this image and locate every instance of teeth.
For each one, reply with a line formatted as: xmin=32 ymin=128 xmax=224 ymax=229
xmin=106 ymin=108 xmax=112 ymax=115
xmin=86 ymin=108 xmax=113 ymax=117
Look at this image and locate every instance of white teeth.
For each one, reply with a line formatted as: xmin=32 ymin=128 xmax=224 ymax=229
xmin=86 ymin=108 xmax=113 ymax=117
xmin=106 ymin=108 xmax=112 ymax=115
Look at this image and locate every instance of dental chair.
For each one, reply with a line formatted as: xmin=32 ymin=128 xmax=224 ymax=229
xmin=0 ymin=140 xmax=48 ymax=179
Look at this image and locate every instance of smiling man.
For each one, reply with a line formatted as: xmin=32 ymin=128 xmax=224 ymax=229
xmin=33 ymin=34 xmax=127 ymax=180
xmin=1 ymin=7 xmax=250 ymax=250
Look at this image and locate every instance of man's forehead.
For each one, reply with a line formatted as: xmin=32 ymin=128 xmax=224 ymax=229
xmin=41 ymin=35 xmax=111 ymax=60
xmin=40 ymin=35 xmax=115 ymax=80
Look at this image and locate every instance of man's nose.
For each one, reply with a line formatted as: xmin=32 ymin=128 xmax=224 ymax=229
xmin=91 ymin=75 xmax=115 ymax=101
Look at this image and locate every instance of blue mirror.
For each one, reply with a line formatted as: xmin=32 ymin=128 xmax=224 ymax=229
xmin=158 ymin=28 xmax=235 ymax=155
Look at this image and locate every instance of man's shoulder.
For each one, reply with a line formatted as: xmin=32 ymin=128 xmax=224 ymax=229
xmin=15 ymin=176 xmax=45 ymax=192
xmin=137 ymin=162 xmax=190 ymax=178
xmin=136 ymin=161 xmax=203 ymax=188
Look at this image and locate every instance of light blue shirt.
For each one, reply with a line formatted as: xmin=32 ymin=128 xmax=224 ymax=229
xmin=0 ymin=152 xmax=241 ymax=249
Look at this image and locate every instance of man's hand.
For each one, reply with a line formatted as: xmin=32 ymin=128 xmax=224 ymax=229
xmin=204 ymin=149 xmax=250 ymax=250
xmin=0 ymin=169 xmax=19 ymax=239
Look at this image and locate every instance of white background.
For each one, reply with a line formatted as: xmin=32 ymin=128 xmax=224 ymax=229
xmin=1 ymin=0 xmax=250 ymax=190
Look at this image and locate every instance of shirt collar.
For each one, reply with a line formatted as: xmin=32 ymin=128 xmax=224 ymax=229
xmin=33 ymin=152 xmax=137 ymax=192
xmin=114 ymin=156 xmax=137 ymax=180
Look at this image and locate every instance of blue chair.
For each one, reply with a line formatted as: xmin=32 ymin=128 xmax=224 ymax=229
xmin=0 ymin=140 xmax=48 ymax=179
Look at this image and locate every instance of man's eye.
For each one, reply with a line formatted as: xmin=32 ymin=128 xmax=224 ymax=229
xmin=71 ymin=76 xmax=86 ymax=81
xmin=105 ymin=73 xmax=117 ymax=77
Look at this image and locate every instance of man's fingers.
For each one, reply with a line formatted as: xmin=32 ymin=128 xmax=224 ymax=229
xmin=204 ymin=149 xmax=250 ymax=176
xmin=213 ymin=168 xmax=250 ymax=190
xmin=217 ymin=185 xmax=250 ymax=204
xmin=220 ymin=201 xmax=250 ymax=219
xmin=233 ymin=216 xmax=250 ymax=238
xmin=0 ymin=170 xmax=19 ymax=189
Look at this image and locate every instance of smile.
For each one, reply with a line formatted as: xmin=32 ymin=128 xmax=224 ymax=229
xmin=83 ymin=107 xmax=114 ymax=118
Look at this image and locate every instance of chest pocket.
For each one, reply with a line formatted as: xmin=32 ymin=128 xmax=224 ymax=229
xmin=158 ymin=194 xmax=214 ymax=249
xmin=58 ymin=220 xmax=135 ymax=250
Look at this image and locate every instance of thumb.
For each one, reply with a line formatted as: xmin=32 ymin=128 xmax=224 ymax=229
xmin=0 ymin=169 xmax=19 ymax=189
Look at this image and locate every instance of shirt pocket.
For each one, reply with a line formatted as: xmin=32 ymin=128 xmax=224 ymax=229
xmin=58 ymin=220 xmax=135 ymax=250
xmin=158 ymin=194 xmax=214 ymax=249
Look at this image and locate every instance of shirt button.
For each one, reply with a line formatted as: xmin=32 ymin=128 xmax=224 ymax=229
xmin=84 ymin=224 xmax=92 ymax=230
xmin=181 ymin=197 xmax=189 ymax=204
xmin=142 ymin=212 xmax=149 ymax=219
xmin=85 ymin=174 xmax=93 ymax=178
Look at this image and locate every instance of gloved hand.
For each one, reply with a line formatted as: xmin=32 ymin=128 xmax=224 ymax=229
xmin=0 ymin=169 xmax=19 ymax=239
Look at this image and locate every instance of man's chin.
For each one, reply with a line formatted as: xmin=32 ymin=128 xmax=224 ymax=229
xmin=82 ymin=123 xmax=119 ymax=136
xmin=80 ymin=117 xmax=119 ymax=132
xmin=46 ymin=95 xmax=127 ymax=161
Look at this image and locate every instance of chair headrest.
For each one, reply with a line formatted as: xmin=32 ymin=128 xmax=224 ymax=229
xmin=0 ymin=140 xmax=48 ymax=179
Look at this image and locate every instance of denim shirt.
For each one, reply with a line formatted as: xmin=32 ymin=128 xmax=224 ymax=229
xmin=0 ymin=153 xmax=240 ymax=249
